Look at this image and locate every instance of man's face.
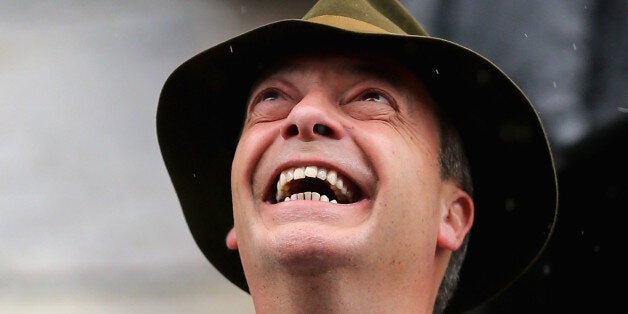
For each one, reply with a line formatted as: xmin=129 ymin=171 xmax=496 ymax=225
xmin=230 ymin=53 xmax=462 ymax=284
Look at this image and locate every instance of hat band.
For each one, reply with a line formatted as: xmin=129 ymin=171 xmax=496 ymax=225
xmin=306 ymin=15 xmax=397 ymax=34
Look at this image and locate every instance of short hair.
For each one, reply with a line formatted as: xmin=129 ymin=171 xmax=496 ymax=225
xmin=434 ymin=112 xmax=473 ymax=314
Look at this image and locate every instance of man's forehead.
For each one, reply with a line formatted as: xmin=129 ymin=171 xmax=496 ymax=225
xmin=254 ymin=52 xmax=421 ymax=86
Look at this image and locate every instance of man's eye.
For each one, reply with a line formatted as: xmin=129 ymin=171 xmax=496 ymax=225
xmin=359 ymin=90 xmax=390 ymax=103
xmin=246 ymin=87 xmax=294 ymax=122
xmin=255 ymin=88 xmax=283 ymax=103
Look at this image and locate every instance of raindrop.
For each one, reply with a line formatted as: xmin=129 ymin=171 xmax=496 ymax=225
xmin=572 ymin=43 xmax=577 ymax=51
xmin=229 ymin=45 xmax=233 ymax=53
xmin=552 ymin=81 xmax=557 ymax=88
xmin=434 ymin=68 xmax=439 ymax=75
xmin=580 ymin=230 xmax=585 ymax=236
xmin=584 ymin=4 xmax=588 ymax=10
xmin=523 ymin=33 xmax=528 ymax=38
xmin=542 ymin=264 xmax=551 ymax=276
xmin=192 ymin=173 xmax=197 ymax=178
xmin=618 ymin=107 xmax=628 ymax=113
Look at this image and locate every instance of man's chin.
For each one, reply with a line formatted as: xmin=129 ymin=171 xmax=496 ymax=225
xmin=261 ymin=224 xmax=363 ymax=275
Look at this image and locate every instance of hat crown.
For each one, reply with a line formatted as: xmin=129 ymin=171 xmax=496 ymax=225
xmin=303 ymin=0 xmax=428 ymax=36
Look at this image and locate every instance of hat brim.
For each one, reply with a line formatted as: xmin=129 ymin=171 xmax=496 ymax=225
xmin=157 ymin=20 xmax=558 ymax=312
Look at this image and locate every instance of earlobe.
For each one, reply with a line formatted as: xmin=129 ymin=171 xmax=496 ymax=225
xmin=226 ymin=227 xmax=238 ymax=250
xmin=437 ymin=183 xmax=474 ymax=251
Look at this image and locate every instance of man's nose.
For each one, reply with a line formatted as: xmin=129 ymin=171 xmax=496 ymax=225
xmin=280 ymin=94 xmax=344 ymax=141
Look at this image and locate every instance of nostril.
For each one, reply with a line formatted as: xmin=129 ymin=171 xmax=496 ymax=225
xmin=285 ymin=124 xmax=299 ymax=137
xmin=313 ymin=123 xmax=332 ymax=137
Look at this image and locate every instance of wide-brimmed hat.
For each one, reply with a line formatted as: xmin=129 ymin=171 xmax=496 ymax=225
xmin=157 ymin=0 xmax=558 ymax=312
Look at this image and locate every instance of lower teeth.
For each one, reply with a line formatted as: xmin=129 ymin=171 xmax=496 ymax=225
xmin=282 ymin=192 xmax=336 ymax=203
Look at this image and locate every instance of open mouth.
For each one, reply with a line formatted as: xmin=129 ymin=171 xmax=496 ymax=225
xmin=268 ymin=165 xmax=362 ymax=204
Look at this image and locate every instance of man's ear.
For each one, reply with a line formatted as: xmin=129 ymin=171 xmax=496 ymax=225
xmin=226 ymin=227 xmax=238 ymax=250
xmin=437 ymin=181 xmax=474 ymax=251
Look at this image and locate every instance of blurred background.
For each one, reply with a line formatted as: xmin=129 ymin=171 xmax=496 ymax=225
xmin=1 ymin=0 xmax=625 ymax=313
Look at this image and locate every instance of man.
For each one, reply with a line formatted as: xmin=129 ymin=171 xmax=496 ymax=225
xmin=157 ymin=0 xmax=558 ymax=313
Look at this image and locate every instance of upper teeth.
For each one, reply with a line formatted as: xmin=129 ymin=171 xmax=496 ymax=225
xmin=275 ymin=166 xmax=354 ymax=203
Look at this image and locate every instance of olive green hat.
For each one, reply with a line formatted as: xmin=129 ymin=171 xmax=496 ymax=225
xmin=157 ymin=0 xmax=558 ymax=312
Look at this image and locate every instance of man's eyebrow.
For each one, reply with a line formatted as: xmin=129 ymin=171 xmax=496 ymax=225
xmin=272 ymin=61 xmax=404 ymax=85
xmin=254 ymin=57 xmax=411 ymax=91
xmin=343 ymin=62 xmax=404 ymax=85
xmin=250 ymin=61 xmax=301 ymax=91
xmin=258 ymin=61 xmax=301 ymax=79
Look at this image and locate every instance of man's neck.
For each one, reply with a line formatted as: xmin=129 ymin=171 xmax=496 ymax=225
xmin=248 ymin=267 xmax=436 ymax=313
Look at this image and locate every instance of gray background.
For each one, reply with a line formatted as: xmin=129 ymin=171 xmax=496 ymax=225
xmin=1 ymin=1 xmax=306 ymax=313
